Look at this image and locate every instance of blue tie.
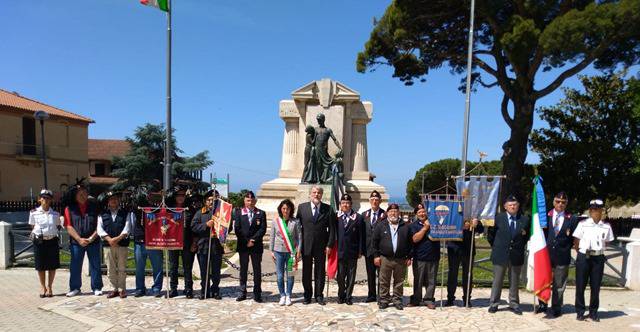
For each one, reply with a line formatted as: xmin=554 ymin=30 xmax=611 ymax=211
xmin=509 ymin=216 xmax=516 ymax=237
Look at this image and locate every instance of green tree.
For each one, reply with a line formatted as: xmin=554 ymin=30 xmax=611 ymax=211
xmin=357 ymin=0 xmax=640 ymax=200
xmin=111 ymin=123 xmax=213 ymax=191
xmin=227 ymin=189 xmax=251 ymax=209
xmin=531 ymin=72 xmax=640 ymax=211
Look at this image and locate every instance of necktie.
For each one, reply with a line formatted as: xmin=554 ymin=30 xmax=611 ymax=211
xmin=554 ymin=215 xmax=560 ymax=235
xmin=343 ymin=215 xmax=349 ymax=229
xmin=313 ymin=205 xmax=319 ymax=221
xmin=249 ymin=210 xmax=254 ymax=225
xmin=372 ymin=211 xmax=377 ymax=226
xmin=510 ymin=216 xmax=516 ymax=236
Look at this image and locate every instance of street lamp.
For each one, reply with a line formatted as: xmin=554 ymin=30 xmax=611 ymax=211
xmin=34 ymin=110 xmax=50 ymax=189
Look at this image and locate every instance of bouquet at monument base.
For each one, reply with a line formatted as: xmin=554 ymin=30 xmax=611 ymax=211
xmin=144 ymin=207 xmax=185 ymax=250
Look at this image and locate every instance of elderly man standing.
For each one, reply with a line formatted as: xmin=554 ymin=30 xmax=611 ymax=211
xmin=335 ymin=193 xmax=364 ymax=305
xmin=373 ymin=203 xmax=413 ymax=310
xmin=296 ymin=186 xmax=336 ymax=305
xmin=97 ymin=192 xmax=132 ymax=299
xmin=362 ymin=190 xmax=386 ymax=302
xmin=408 ymin=205 xmax=439 ymax=309
xmin=487 ymin=195 xmax=530 ymax=315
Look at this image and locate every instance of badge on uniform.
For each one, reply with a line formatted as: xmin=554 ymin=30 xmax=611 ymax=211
xmin=257 ymin=220 xmax=261 ymax=226
xmin=521 ymin=229 xmax=526 ymax=236
xmin=566 ymin=229 xmax=571 ymax=236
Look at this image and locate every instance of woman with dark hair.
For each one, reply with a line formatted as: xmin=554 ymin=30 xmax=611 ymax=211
xmin=270 ymin=199 xmax=302 ymax=306
xmin=29 ymin=189 xmax=61 ymax=297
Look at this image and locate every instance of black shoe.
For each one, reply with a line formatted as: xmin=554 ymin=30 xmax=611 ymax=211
xmin=316 ymin=296 xmax=326 ymax=305
xmin=213 ymin=293 xmax=222 ymax=300
xmin=577 ymin=314 xmax=586 ymax=321
xmin=346 ymin=299 xmax=353 ymax=305
xmin=534 ymin=304 xmax=547 ymax=314
xmin=254 ymin=296 xmax=263 ymax=303
xmin=337 ymin=298 xmax=344 ymax=304
xmin=134 ymin=291 xmax=145 ymax=298
xmin=543 ymin=312 xmax=557 ymax=319
xmin=464 ymin=302 xmax=473 ymax=308
xmin=394 ymin=303 xmax=404 ymax=310
xmin=185 ymin=290 xmax=194 ymax=299
xmin=379 ymin=302 xmax=389 ymax=310
xmin=488 ymin=306 xmax=498 ymax=313
xmin=589 ymin=314 xmax=600 ymax=322
xmin=168 ymin=289 xmax=178 ymax=298
xmin=511 ymin=307 xmax=523 ymax=315
xmin=303 ymin=298 xmax=311 ymax=305
xmin=444 ymin=299 xmax=454 ymax=307
xmin=236 ymin=294 xmax=247 ymax=302
xmin=365 ymin=297 xmax=377 ymax=303
xmin=199 ymin=294 xmax=205 ymax=300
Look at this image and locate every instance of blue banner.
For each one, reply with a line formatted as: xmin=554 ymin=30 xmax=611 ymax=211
xmin=426 ymin=199 xmax=464 ymax=241
xmin=533 ymin=176 xmax=548 ymax=228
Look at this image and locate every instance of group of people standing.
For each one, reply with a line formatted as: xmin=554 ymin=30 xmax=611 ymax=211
xmin=28 ymin=184 xmax=614 ymax=322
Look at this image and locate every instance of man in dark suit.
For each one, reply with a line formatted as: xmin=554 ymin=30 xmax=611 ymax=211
xmin=487 ymin=195 xmax=531 ymax=315
xmin=233 ymin=191 xmax=267 ymax=302
xmin=191 ymin=190 xmax=223 ymax=300
xmin=296 ymin=185 xmax=336 ymax=305
xmin=336 ymin=194 xmax=364 ymax=305
xmin=362 ymin=190 xmax=386 ymax=302
xmin=446 ymin=217 xmax=483 ymax=307
xmin=538 ymin=191 xmax=578 ymax=318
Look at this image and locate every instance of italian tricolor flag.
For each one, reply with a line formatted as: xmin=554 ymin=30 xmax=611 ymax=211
xmin=140 ymin=0 xmax=169 ymax=12
xmin=528 ymin=176 xmax=552 ymax=303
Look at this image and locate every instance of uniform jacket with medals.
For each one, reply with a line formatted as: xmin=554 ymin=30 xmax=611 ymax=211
xmin=191 ymin=201 xmax=224 ymax=255
xmin=487 ymin=212 xmax=531 ymax=266
xmin=362 ymin=208 xmax=386 ymax=257
xmin=545 ymin=210 xmax=578 ymax=267
xmin=233 ymin=207 xmax=267 ymax=254
xmin=336 ymin=210 xmax=365 ymax=260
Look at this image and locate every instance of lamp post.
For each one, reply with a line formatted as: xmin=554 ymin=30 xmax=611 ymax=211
xmin=34 ymin=110 xmax=50 ymax=189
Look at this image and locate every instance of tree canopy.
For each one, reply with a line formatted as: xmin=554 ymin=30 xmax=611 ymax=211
xmin=111 ymin=123 xmax=213 ymax=192
xmin=531 ymin=72 xmax=640 ymax=211
xmin=357 ymin=0 xmax=640 ymax=200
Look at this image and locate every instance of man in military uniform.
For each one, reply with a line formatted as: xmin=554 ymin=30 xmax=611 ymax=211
xmin=335 ymin=193 xmax=364 ymax=305
xmin=487 ymin=195 xmax=530 ymax=315
xmin=573 ymin=199 xmax=614 ymax=322
xmin=446 ymin=216 xmax=483 ymax=307
xmin=167 ymin=186 xmax=195 ymax=298
xmin=362 ymin=190 xmax=386 ymax=302
xmin=191 ymin=190 xmax=224 ymax=300
xmin=233 ymin=191 xmax=267 ymax=302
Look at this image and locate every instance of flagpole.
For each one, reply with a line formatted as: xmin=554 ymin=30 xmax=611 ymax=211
xmin=460 ymin=0 xmax=476 ymax=175
xmin=163 ymin=0 xmax=172 ymax=193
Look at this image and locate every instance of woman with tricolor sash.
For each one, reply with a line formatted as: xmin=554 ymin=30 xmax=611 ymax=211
xmin=270 ymin=199 xmax=302 ymax=306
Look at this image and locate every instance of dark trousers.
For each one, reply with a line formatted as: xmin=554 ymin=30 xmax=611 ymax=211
xmin=575 ymin=253 xmax=605 ymax=317
xmin=551 ymin=264 xmax=569 ymax=312
xmin=169 ymin=248 xmax=196 ymax=291
xmin=337 ymin=258 xmax=358 ymax=301
xmin=411 ymin=260 xmax=439 ymax=305
xmin=489 ymin=263 xmax=522 ymax=309
xmin=302 ymin=251 xmax=326 ymax=300
xmin=365 ymin=255 xmax=378 ymax=299
xmin=447 ymin=247 xmax=474 ymax=303
xmin=239 ymin=251 xmax=262 ymax=296
xmin=379 ymin=256 xmax=406 ymax=305
xmin=197 ymin=251 xmax=222 ymax=296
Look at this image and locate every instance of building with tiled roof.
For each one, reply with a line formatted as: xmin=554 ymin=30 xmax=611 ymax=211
xmin=88 ymin=139 xmax=131 ymax=189
xmin=0 ymin=89 xmax=93 ymax=200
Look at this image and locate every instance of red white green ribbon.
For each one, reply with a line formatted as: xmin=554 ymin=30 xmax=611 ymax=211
xmin=274 ymin=217 xmax=296 ymax=272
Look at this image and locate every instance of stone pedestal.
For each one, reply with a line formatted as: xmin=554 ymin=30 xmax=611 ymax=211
xmin=625 ymin=241 xmax=640 ymax=290
xmin=0 ymin=221 xmax=12 ymax=269
xmin=258 ymin=79 xmax=388 ymax=218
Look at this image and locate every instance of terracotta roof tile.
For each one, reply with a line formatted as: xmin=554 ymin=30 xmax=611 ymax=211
xmin=88 ymin=139 xmax=131 ymax=161
xmin=0 ymin=88 xmax=94 ymax=123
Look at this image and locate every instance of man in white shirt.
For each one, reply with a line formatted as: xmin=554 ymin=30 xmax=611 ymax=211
xmin=97 ymin=192 xmax=132 ymax=299
xmin=572 ymin=199 xmax=614 ymax=322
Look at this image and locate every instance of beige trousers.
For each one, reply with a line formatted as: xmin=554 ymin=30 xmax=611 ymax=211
xmin=105 ymin=246 xmax=128 ymax=291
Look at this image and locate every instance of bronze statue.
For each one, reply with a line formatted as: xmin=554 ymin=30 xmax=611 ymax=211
xmin=302 ymin=113 xmax=342 ymax=184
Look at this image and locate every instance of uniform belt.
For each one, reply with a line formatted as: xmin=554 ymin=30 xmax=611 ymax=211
xmin=586 ymin=249 xmax=604 ymax=256
xmin=43 ymin=235 xmax=57 ymax=241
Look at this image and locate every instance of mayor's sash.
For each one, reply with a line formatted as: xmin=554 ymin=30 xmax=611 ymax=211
xmin=425 ymin=195 xmax=465 ymax=241
xmin=143 ymin=207 xmax=185 ymax=250
xmin=274 ymin=217 xmax=297 ymax=272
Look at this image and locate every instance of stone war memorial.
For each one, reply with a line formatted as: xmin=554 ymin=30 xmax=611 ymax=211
xmin=258 ymin=78 xmax=388 ymax=215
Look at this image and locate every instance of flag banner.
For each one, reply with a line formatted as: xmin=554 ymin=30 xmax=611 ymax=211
xmin=456 ymin=176 xmax=501 ymax=226
xmin=528 ymin=175 xmax=552 ymax=304
xmin=212 ymin=178 xmax=229 ymax=198
xmin=210 ymin=199 xmax=233 ymax=243
xmin=140 ymin=0 xmax=169 ymax=12
xmin=425 ymin=194 xmax=465 ymax=241
xmin=326 ymin=164 xmax=344 ymax=279
xmin=143 ymin=206 xmax=184 ymax=250
xmin=533 ymin=178 xmax=548 ymax=228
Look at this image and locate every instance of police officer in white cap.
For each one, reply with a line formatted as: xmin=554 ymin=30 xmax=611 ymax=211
xmin=572 ymin=198 xmax=614 ymax=322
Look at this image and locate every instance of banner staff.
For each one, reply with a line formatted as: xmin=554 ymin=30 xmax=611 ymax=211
xmin=204 ymin=181 xmax=217 ymax=299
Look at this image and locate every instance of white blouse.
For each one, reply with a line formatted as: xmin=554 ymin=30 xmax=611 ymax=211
xmin=28 ymin=206 xmax=61 ymax=238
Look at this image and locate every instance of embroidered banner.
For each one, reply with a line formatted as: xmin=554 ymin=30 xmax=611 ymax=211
xmin=426 ymin=195 xmax=465 ymax=241
xmin=211 ymin=199 xmax=233 ymax=243
xmin=143 ymin=207 xmax=185 ymax=250
xmin=456 ymin=176 xmax=502 ymax=227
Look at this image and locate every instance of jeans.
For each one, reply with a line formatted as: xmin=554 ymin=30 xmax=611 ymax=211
xmin=274 ymin=251 xmax=294 ymax=297
xmin=69 ymin=241 xmax=103 ymax=292
xmin=134 ymin=242 xmax=164 ymax=293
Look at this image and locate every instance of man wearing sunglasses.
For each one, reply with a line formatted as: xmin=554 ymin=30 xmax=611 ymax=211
xmin=537 ymin=192 xmax=578 ymax=318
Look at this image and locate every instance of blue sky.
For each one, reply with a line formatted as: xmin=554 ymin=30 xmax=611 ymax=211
xmin=0 ymin=1 xmax=608 ymax=201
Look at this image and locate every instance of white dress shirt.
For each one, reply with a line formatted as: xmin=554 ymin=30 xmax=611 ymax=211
xmin=572 ymin=218 xmax=614 ymax=254
xmin=97 ymin=210 xmax=132 ymax=238
xmin=28 ymin=206 xmax=61 ymax=238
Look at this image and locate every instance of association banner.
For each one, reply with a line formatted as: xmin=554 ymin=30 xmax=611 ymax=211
xmin=143 ymin=207 xmax=185 ymax=250
xmin=456 ymin=176 xmax=501 ymax=226
xmin=426 ymin=195 xmax=464 ymax=241
xmin=210 ymin=199 xmax=233 ymax=244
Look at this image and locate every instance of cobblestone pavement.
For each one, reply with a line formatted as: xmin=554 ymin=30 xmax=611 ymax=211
xmin=1 ymin=267 xmax=639 ymax=331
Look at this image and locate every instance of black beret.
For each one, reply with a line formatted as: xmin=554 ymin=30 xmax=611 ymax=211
xmin=244 ymin=191 xmax=256 ymax=199
xmin=370 ymin=190 xmax=381 ymax=199
xmin=204 ymin=189 xmax=219 ymax=199
xmin=554 ymin=192 xmax=568 ymax=200
xmin=387 ymin=203 xmax=400 ymax=211
xmin=504 ymin=195 xmax=518 ymax=203
xmin=341 ymin=193 xmax=352 ymax=202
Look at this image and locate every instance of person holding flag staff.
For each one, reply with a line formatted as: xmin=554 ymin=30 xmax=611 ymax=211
xmin=233 ymin=191 xmax=267 ymax=303
xmin=335 ymin=194 xmax=364 ymax=305
xmin=446 ymin=216 xmax=482 ymax=307
xmin=573 ymin=199 xmax=614 ymax=322
xmin=373 ymin=203 xmax=413 ymax=310
xmin=167 ymin=186 xmax=196 ymax=299
xmin=362 ymin=190 xmax=386 ymax=303
xmin=487 ymin=195 xmax=530 ymax=315
xmin=270 ymin=199 xmax=302 ymax=306
xmin=296 ymin=186 xmax=336 ymax=305
xmin=191 ymin=189 xmax=223 ymax=300
xmin=132 ymin=190 xmax=164 ymax=298
xmin=408 ymin=205 xmax=440 ymax=309
xmin=539 ymin=192 xmax=578 ymax=318
xmin=97 ymin=192 xmax=132 ymax=299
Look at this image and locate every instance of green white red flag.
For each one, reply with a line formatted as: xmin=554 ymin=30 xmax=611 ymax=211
xmin=528 ymin=176 xmax=552 ymax=303
xmin=140 ymin=0 xmax=169 ymax=12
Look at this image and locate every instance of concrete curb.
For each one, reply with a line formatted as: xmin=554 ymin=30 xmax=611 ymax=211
xmin=40 ymin=298 xmax=113 ymax=332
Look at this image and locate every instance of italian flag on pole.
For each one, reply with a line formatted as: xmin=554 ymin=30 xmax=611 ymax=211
xmin=528 ymin=175 xmax=552 ymax=303
xmin=140 ymin=0 xmax=169 ymax=12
